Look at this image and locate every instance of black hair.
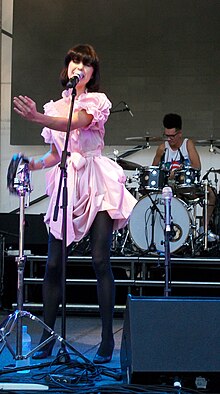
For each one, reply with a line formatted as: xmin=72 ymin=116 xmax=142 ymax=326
xmin=60 ymin=44 xmax=100 ymax=92
xmin=163 ymin=113 xmax=182 ymax=130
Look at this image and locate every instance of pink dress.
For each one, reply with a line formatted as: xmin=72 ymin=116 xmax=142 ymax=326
xmin=41 ymin=89 xmax=137 ymax=246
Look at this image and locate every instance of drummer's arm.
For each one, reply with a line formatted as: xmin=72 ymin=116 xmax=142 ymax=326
xmin=187 ymin=139 xmax=201 ymax=170
xmin=152 ymin=144 xmax=165 ymax=166
xmin=29 ymin=143 xmax=60 ymax=171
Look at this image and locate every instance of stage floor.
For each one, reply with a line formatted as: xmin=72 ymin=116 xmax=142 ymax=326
xmin=0 ymin=311 xmax=219 ymax=394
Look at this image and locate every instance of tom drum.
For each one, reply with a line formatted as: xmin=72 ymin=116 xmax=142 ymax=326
xmin=174 ymin=167 xmax=201 ymax=194
xmin=139 ymin=166 xmax=167 ymax=193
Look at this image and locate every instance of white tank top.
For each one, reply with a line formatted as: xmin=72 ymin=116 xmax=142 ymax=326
xmin=164 ymin=138 xmax=190 ymax=171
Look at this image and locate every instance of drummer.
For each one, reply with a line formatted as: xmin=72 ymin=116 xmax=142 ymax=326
xmin=152 ymin=113 xmax=217 ymax=240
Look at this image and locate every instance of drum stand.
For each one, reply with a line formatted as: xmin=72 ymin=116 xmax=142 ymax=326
xmin=0 ymin=162 xmax=90 ymax=371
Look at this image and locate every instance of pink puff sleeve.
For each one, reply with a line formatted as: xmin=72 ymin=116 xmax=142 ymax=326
xmin=41 ymin=99 xmax=64 ymax=143
xmin=76 ymin=93 xmax=112 ymax=132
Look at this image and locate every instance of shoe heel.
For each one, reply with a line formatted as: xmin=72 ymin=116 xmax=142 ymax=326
xmin=32 ymin=339 xmax=55 ymax=359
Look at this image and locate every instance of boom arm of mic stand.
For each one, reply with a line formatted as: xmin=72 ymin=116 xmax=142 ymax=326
xmin=110 ymin=108 xmax=128 ymax=114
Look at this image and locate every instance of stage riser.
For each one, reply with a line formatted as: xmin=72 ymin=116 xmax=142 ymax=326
xmin=3 ymin=255 xmax=220 ymax=312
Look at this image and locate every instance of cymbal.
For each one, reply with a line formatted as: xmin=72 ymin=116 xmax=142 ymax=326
xmin=126 ymin=135 xmax=162 ymax=142
xmin=196 ymin=138 xmax=220 ymax=145
xmin=210 ymin=169 xmax=220 ymax=174
xmin=116 ymin=158 xmax=142 ymax=171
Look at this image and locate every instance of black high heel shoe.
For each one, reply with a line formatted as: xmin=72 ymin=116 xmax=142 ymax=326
xmin=32 ymin=340 xmax=55 ymax=359
xmin=93 ymin=339 xmax=114 ymax=364
xmin=93 ymin=353 xmax=112 ymax=364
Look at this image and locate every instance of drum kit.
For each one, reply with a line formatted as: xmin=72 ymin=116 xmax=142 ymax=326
xmin=112 ymin=137 xmax=220 ymax=257
xmin=6 ymin=143 xmax=220 ymax=260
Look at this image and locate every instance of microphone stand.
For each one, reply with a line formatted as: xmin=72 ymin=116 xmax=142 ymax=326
xmin=110 ymin=100 xmax=132 ymax=115
xmin=164 ymin=219 xmax=171 ymax=297
xmin=110 ymin=108 xmax=129 ymax=114
xmin=203 ymin=179 xmax=208 ymax=251
xmin=52 ymin=86 xmax=76 ymax=361
xmin=162 ymin=188 xmax=172 ymax=297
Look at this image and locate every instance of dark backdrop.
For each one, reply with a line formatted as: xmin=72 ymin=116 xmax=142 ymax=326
xmin=11 ymin=0 xmax=220 ymax=146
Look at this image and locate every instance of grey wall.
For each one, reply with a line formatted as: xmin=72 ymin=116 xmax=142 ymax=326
xmin=11 ymin=0 xmax=220 ymax=146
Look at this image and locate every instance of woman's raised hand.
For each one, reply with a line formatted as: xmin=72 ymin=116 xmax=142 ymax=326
xmin=13 ymin=95 xmax=38 ymax=122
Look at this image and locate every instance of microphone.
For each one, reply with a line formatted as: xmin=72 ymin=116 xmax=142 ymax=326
xmin=66 ymin=70 xmax=84 ymax=89
xmin=162 ymin=186 xmax=173 ymax=232
xmin=159 ymin=148 xmax=167 ymax=169
xmin=123 ymin=102 xmax=134 ymax=117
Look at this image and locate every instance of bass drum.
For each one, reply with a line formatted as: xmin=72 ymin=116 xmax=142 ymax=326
xmin=129 ymin=193 xmax=191 ymax=254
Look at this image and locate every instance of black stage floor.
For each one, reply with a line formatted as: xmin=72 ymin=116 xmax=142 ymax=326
xmin=0 ymin=308 xmax=219 ymax=394
xmin=1 ymin=237 xmax=220 ymax=393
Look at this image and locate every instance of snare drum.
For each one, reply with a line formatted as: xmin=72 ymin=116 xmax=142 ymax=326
xmin=139 ymin=166 xmax=167 ymax=193
xmin=129 ymin=193 xmax=191 ymax=253
xmin=174 ymin=166 xmax=201 ymax=194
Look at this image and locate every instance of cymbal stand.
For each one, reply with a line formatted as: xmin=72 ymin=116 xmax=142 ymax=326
xmin=120 ymin=229 xmax=130 ymax=255
xmin=203 ymin=180 xmax=209 ymax=250
xmin=0 ymin=163 xmax=93 ymax=371
xmin=186 ymin=199 xmax=199 ymax=256
xmin=0 ymin=162 xmax=43 ymax=363
xmin=213 ymin=171 xmax=218 ymax=191
xmin=0 ymin=161 xmax=35 ymax=363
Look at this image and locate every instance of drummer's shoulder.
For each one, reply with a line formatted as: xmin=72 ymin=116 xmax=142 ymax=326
xmin=156 ymin=142 xmax=165 ymax=153
xmin=152 ymin=143 xmax=165 ymax=164
xmin=186 ymin=138 xmax=197 ymax=149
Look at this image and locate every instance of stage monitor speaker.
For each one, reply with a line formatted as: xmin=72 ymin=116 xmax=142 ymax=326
xmin=120 ymin=295 xmax=220 ymax=390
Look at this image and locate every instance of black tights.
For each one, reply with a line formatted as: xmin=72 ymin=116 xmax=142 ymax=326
xmin=41 ymin=211 xmax=115 ymax=356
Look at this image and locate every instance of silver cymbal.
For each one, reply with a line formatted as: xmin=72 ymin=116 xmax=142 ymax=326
xmin=196 ymin=138 xmax=220 ymax=145
xmin=116 ymin=158 xmax=142 ymax=171
xmin=126 ymin=135 xmax=162 ymax=142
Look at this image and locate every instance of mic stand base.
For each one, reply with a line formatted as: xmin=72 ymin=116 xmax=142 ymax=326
xmin=56 ymin=346 xmax=71 ymax=364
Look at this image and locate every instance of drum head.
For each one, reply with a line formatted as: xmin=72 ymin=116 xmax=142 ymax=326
xmin=129 ymin=193 xmax=191 ymax=253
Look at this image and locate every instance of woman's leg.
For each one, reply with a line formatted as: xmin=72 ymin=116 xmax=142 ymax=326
xmin=42 ymin=233 xmax=74 ymax=333
xmin=41 ymin=233 xmax=63 ymax=333
xmin=33 ymin=233 xmax=72 ymax=358
xmin=90 ymin=211 xmax=115 ymax=359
